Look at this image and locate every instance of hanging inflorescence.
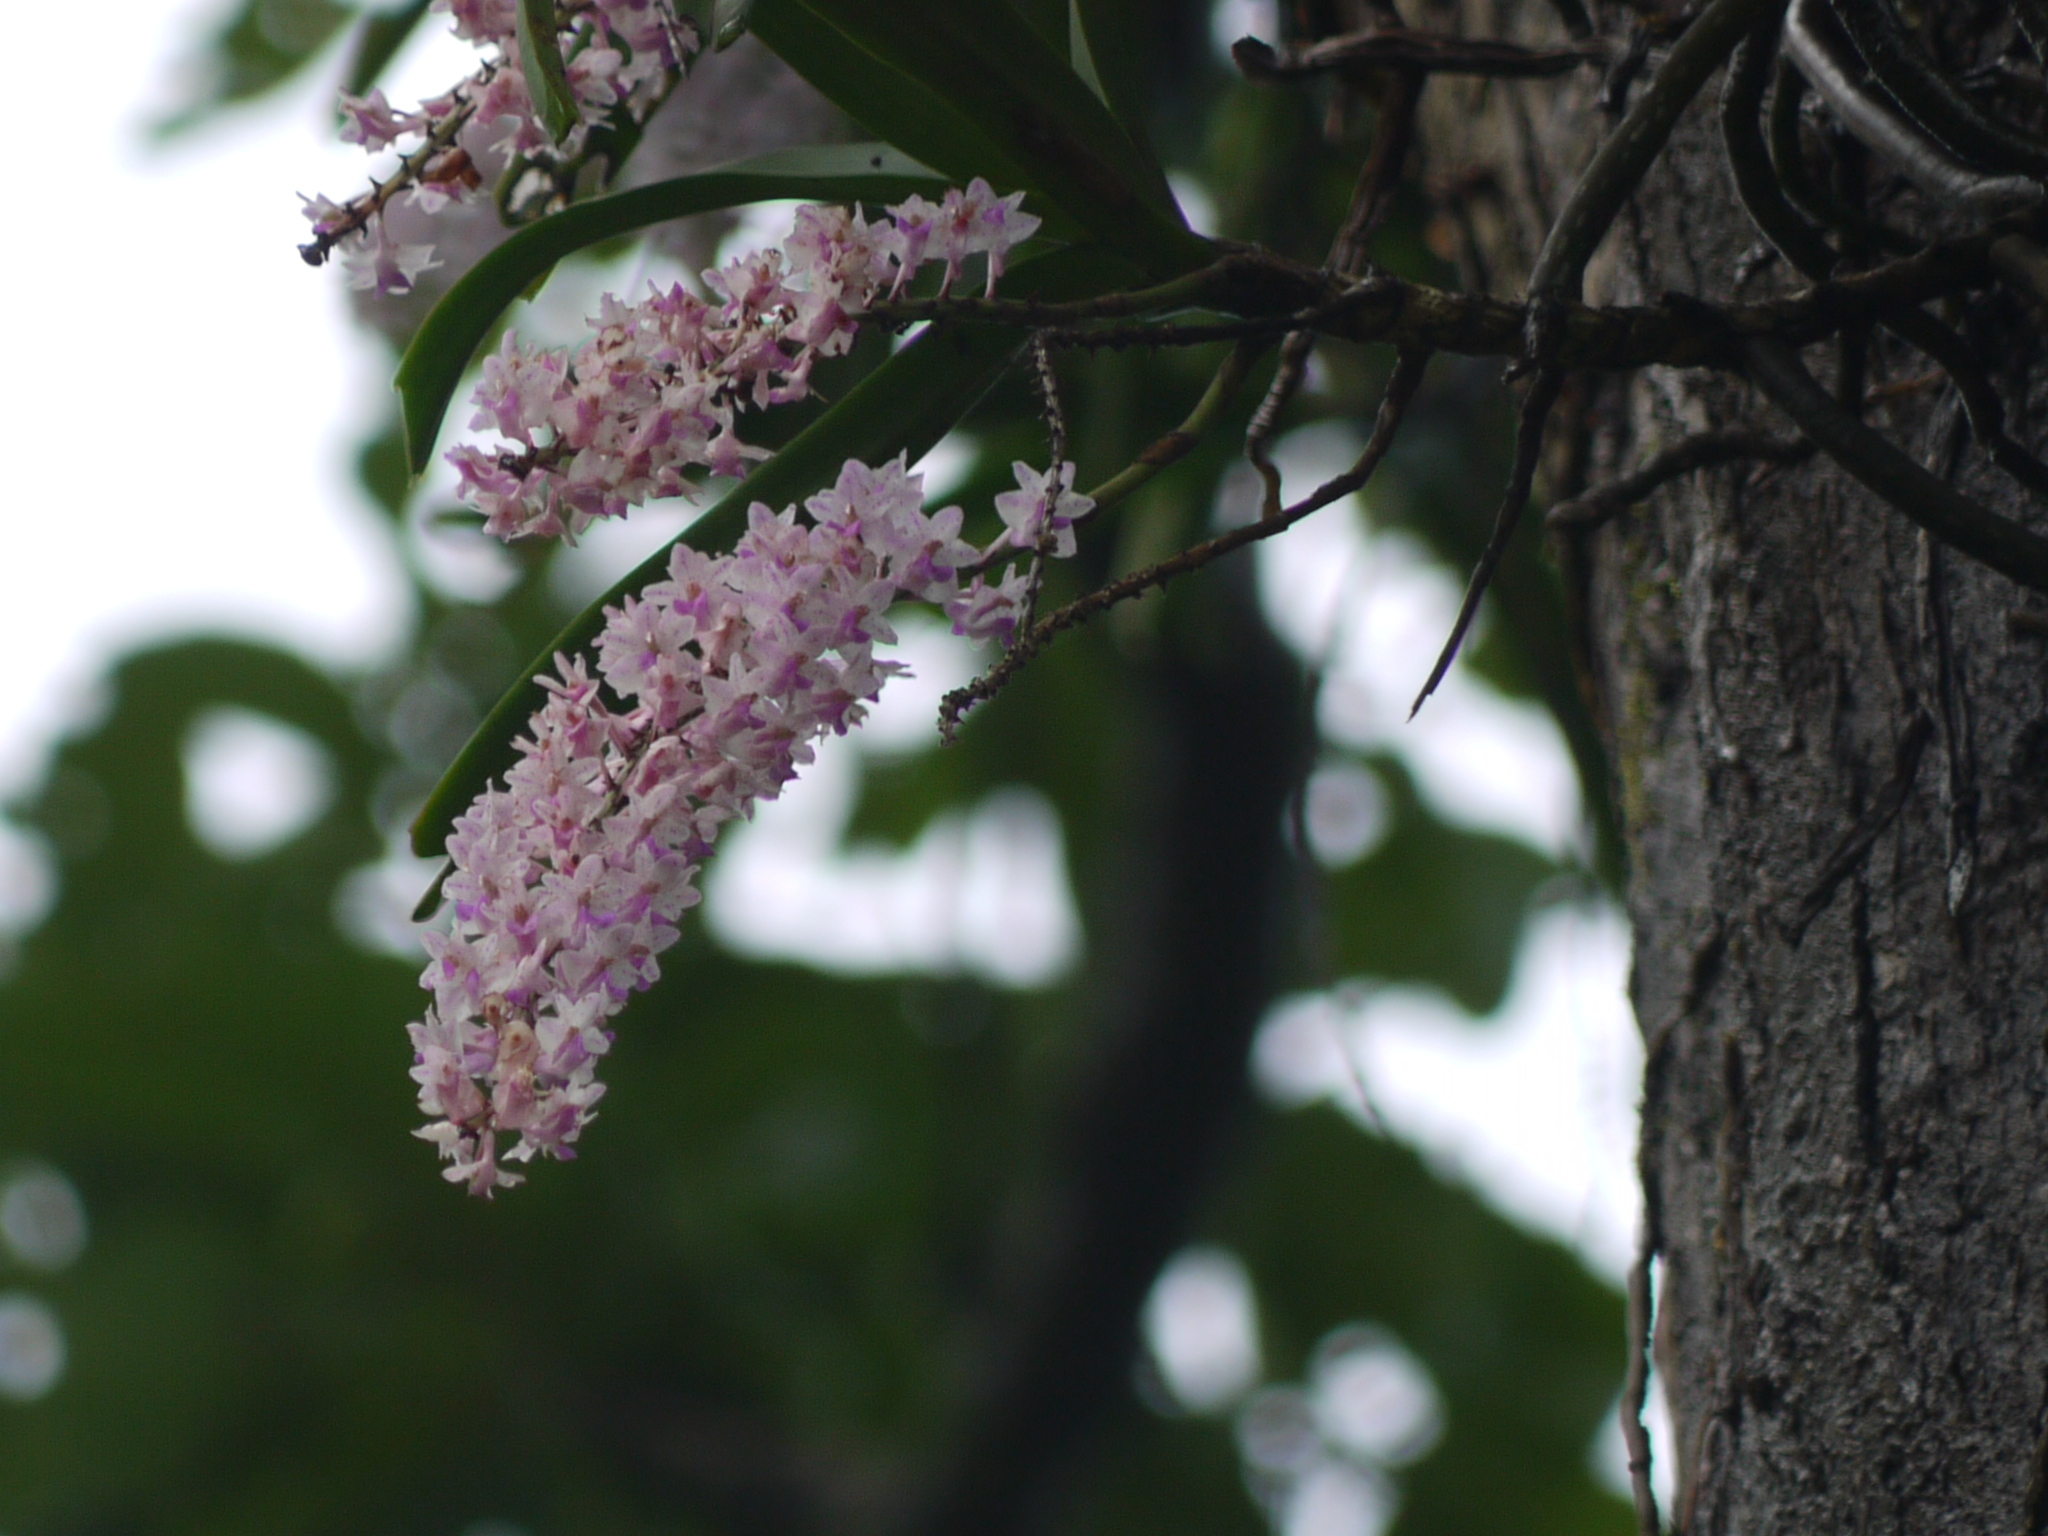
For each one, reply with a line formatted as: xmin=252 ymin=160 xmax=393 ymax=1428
xmin=401 ymin=184 xmax=1071 ymax=1193
xmin=412 ymin=448 xmax=1085 ymax=1194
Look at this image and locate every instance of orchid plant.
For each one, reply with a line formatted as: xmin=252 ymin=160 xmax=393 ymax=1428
xmin=307 ymin=0 xmax=2048 ymax=1223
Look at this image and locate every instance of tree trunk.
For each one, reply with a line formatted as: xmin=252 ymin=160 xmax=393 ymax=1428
xmin=1602 ymin=170 xmax=2048 ymax=1535
xmin=1425 ymin=9 xmax=2048 ymax=1527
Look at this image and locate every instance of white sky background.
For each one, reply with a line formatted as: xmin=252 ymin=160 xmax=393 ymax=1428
xmin=3 ymin=2 xmax=1651 ymax=1439
xmin=0 ymin=0 xmax=418 ymax=798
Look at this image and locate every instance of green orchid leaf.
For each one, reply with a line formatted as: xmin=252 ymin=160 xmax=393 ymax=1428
xmin=342 ymin=0 xmax=432 ymax=99
xmin=154 ymin=0 xmax=352 ymax=134
xmin=748 ymin=0 xmax=1203 ymax=276
xmin=1067 ymin=0 xmax=1106 ymax=102
xmin=394 ymin=143 xmax=950 ymax=472
xmin=515 ymin=0 xmax=581 ymax=145
xmin=1011 ymin=0 xmax=1068 ymax=49
xmin=409 ymin=243 xmax=1141 ymax=857
xmin=739 ymin=5 xmax=1050 ymax=230
xmin=1070 ymin=0 xmax=1160 ymax=169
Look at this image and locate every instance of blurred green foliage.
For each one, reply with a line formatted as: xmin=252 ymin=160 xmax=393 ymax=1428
xmin=157 ymin=0 xmax=356 ymax=132
xmin=0 ymin=2 xmax=1638 ymax=1532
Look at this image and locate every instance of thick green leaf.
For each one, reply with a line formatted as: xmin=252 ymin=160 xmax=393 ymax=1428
xmin=1012 ymin=0 xmax=1068 ymax=49
xmin=740 ymin=7 xmax=1053 ymax=229
xmin=515 ymin=0 xmax=581 ymax=144
xmin=749 ymin=0 xmax=1202 ymax=276
xmin=1071 ymin=0 xmax=1157 ymax=160
xmin=409 ymin=244 xmax=1141 ymax=856
xmin=395 ymin=144 xmax=949 ymax=471
xmin=154 ymin=0 xmax=352 ymax=134
xmin=342 ymin=0 xmax=431 ymax=99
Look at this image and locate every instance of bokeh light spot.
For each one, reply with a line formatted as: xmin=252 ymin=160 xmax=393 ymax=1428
xmin=1302 ymin=762 xmax=1388 ymax=868
xmin=182 ymin=707 xmax=335 ymax=860
xmin=1144 ymin=1246 xmax=1263 ymax=1414
xmin=0 ymin=1165 xmax=87 ymax=1272
xmin=1309 ymin=1325 xmax=1443 ymax=1466
xmin=1283 ymin=1461 xmax=1394 ymax=1536
xmin=0 ymin=1294 xmax=65 ymax=1402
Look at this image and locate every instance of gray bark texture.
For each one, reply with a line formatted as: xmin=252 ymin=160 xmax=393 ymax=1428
xmin=1417 ymin=1 xmax=2048 ymax=1526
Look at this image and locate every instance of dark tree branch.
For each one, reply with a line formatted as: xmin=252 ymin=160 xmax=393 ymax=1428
xmin=941 ymin=351 xmax=1432 ymax=736
xmin=1767 ymin=56 xmax=1918 ymax=253
xmin=1247 ymin=331 xmax=1324 ymax=519
xmin=1881 ymin=307 xmax=2048 ymax=502
xmin=1745 ymin=336 xmax=2048 ymax=594
xmin=1530 ymin=0 xmax=1779 ymax=296
xmin=1250 ymin=60 xmax=1423 ymax=516
xmin=1823 ymin=0 xmax=2048 ymax=179
xmin=1721 ymin=26 xmax=2048 ymax=505
xmin=1547 ymin=431 xmax=1814 ymax=528
xmin=1784 ymin=0 xmax=2044 ymax=212
xmin=1232 ymin=27 xmax=1600 ymax=82
xmin=1723 ymin=10 xmax=1844 ymax=277
xmin=904 ymin=561 xmax=1308 ymax=1536
xmin=870 ymin=219 xmax=2046 ymax=374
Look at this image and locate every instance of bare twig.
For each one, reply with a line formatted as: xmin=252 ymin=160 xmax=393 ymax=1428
xmin=1547 ymin=431 xmax=1813 ymax=528
xmin=1246 ymin=331 xmax=1319 ymax=518
xmin=1038 ymin=314 xmax=1301 ymax=350
xmin=1030 ymin=335 xmax=1070 ymax=469
xmin=1248 ymin=62 xmax=1425 ymax=516
xmin=939 ymin=351 xmax=1432 ymax=739
xmin=299 ymin=78 xmax=489 ymax=266
xmin=1014 ymin=335 xmax=1071 ymax=633
xmin=1601 ymin=23 xmax=1654 ymax=114
xmin=875 ymin=220 xmax=2046 ymax=377
xmin=1232 ymin=27 xmax=1600 ymax=82
xmin=1332 ymin=68 xmax=1426 ymax=276
xmin=1722 ymin=34 xmax=2048 ymax=508
xmin=1722 ymin=9 xmax=1842 ymax=278
xmin=1767 ymin=57 xmax=1917 ymax=255
xmin=858 ymin=259 xmax=1258 ymax=331
xmin=1412 ymin=362 xmax=1565 ymax=714
xmin=1882 ymin=307 xmax=2048 ymax=502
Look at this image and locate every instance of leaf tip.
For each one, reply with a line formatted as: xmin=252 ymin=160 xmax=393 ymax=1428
xmin=711 ymin=0 xmax=752 ymax=50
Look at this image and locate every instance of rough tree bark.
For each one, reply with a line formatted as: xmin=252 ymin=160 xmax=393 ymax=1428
xmin=1607 ymin=177 xmax=2048 ymax=1534
xmin=1425 ymin=1 xmax=2048 ymax=1527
